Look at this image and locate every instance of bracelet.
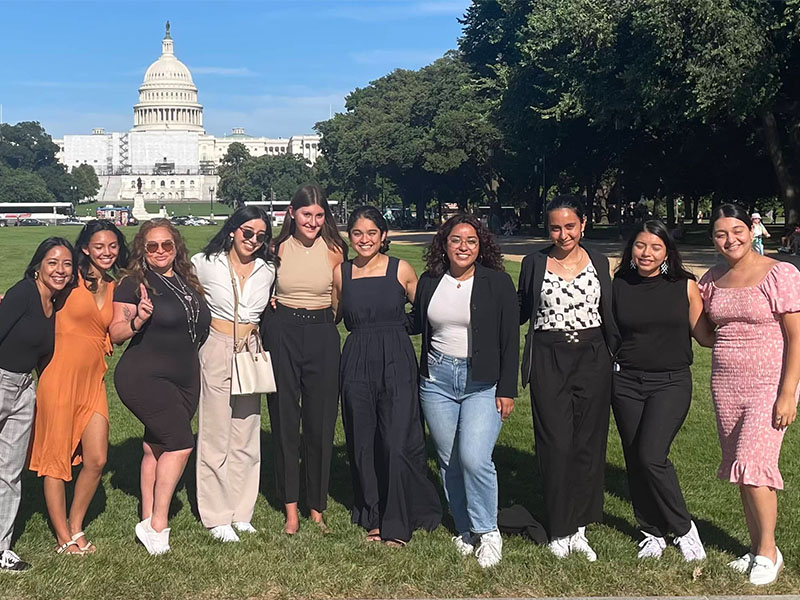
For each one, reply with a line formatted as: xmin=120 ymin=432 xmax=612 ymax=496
xmin=130 ymin=317 xmax=141 ymax=332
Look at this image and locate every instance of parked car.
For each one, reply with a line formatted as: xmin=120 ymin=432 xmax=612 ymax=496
xmin=17 ymin=218 xmax=48 ymax=227
xmin=61 ymin=217 xmax=84 ymax=226
xmin=170 ymin=216 xmax=190 ymax=226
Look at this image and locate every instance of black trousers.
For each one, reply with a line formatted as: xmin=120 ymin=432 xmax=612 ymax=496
xmin=263 ymin=304 xmax=340 ymax=511
xmin=530 ymin=328 xmax=611 ymax=538
xmin=612 ymin=367 xmax=693 ymax=538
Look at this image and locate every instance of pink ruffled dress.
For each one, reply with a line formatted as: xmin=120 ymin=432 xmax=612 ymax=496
xmin=699 ymin=262 xmax=800 ymax=489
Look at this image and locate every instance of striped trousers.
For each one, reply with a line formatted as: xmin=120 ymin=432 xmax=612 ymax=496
xmin=0 ymin=369 xmax=35 ymax=551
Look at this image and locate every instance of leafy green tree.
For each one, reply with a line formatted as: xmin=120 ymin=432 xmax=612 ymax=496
xmin=0 ymin=168 xmax=55 ymax=203
xmin=71 ymin=164 xmax=100 ymax=201
xmin=0 ymin=121 xmax=60 ymax=171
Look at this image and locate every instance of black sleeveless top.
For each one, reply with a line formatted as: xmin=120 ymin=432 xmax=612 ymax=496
xmin=341 ymin=256 xmax=406 ymax=332
xmin=612 ymin=272 xmax=692 ymax=372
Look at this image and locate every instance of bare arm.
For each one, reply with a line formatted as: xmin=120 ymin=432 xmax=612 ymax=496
xmin=775 ymin=311 xmax=800 ymax=430
xmin=332 ymin=263 xmax=343 ymax=323
xmin=688 ymin=279 xmax=715 ymax=348
xmin=109 ymin=283 xmax=154 ymax=344
xmin=397 ymin=259 xmax=418 ymax=303
xmin=329 ymin=248 xmax=344 ymax=316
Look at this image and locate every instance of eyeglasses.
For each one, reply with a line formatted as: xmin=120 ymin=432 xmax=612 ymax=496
xmin=447 ymin=236 xmax=479 ymax=249
xmin=239 ymin=227 xmax=267 ymax=243
xmin=145 ymin=240 xmax=175 ymax=254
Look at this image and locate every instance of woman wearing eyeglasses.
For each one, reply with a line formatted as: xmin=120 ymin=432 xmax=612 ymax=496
xmin=411 ymin=214 xmax=519 ymax=568
xmin=110 ymin=219 xmax=210 ymax=555
xmin=191 ymin=207 xmax=277 ymax=542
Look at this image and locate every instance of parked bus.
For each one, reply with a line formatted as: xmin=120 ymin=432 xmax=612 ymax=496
xmin=0 ymin=202 xmax=74 ymax=226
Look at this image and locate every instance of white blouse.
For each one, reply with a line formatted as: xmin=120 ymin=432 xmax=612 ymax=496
xmin=427 ymin=273 xmax=473 ymax=358
xmin=191 ymin=252 xmax=275 ymax=324
xmin=534 ymin=262 xmax=601 ymax=331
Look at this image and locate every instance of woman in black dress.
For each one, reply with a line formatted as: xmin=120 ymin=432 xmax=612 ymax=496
xmin=332 ymin=206 xmax=441 ymax=546
xmin=110 ymin=219 xmax=210 ymax=556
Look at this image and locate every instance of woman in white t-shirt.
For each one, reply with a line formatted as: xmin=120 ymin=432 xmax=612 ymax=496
xmin=191 ymin=206 xmax=277 ymax=542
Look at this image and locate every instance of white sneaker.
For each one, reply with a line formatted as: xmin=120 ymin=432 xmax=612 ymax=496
xmin=673 ymin=521 xmax=706 ymax=562
xmin=548 ymin=535 xmax=571 ymax=559
xmin=728 ymin=552 xmax=755 ymax=574
xmin=209 ymin=524 xmax=240 ymax=542
xmin=475 ymin=530 xmax=503 ymax=568
xmin=570 ymin=527 xmax=597 ymax=562
xmin=233 ymin=521 xmax=257 ymax=534
xmin=451 ymin=532 xmax=476 ymax=556
xmin=135 ymin=518 xmax=171 ymax=556
xmin=638 ymin=532 xmax=667 ymax=559
xmin=749 ymin=548 xmax=783 ymax=586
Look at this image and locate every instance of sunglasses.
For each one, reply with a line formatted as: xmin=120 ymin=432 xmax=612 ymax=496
xmin=239 ymin=227 xmax=267 ymax=243
xmin=145 ymin=240 xmax=175 ymax=254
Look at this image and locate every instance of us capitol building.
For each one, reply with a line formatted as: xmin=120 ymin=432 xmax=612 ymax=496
xmin=54 ymin=23 xmax=321 ymax=204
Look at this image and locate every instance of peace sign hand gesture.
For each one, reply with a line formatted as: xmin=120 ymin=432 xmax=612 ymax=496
xmin=137 ymin=283 xmax=154 ymax=322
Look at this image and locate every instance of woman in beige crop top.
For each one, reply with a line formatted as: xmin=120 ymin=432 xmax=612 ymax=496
xmin=262 ymin=184 xmax=347 ymax=535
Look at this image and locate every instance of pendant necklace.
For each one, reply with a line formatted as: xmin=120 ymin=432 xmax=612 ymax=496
xmin=154 ymin=271 xmax=200 ymax=343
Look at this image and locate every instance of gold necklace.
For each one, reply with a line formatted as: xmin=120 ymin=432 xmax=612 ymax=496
xmin=551 ymin=250 xmax=583 ymax=274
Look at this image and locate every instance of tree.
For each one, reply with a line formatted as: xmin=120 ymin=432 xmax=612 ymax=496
xmin=0 ymin=168 xmax=55 ymax=204
xmin=218 ymin=143 xmax=254 ymax=207
xmin=71 ymin=164 xmax=100 ymax=202
xmin=0 ymin=121 xmax=60 ymax=171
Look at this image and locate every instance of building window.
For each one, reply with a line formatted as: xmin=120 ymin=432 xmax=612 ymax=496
xmin=180 ymin=180 xmax=185 ymax=187
xmin=151 ymin=180 xmax=155 ymax=187
xmin=170 ymin=180 xmax=175 ymax=187
xmin=161 ymin=180 xmax=166 ymax=188
xmin=131 ymin=181 xmax=136 ymax=188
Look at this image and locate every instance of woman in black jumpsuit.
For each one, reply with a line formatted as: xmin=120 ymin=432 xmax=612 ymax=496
xmin=334 ymin=206 xmax=441 ymax=545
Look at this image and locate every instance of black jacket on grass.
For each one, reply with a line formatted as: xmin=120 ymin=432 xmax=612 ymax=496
xmin=517 ymin=244 xmax=621 ymax=388
xmin=409 ymin=262 xmax=519 ymax=399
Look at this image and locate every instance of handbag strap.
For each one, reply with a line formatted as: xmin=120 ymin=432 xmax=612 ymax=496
xmin=227 ymin=254 xmax=240 ymax=348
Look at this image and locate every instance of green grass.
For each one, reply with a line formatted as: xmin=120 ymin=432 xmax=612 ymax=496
xmin=77 ymin=202 xmax=231 ymax=218
xmin=0 ymin=226 xmax=798 ymax=598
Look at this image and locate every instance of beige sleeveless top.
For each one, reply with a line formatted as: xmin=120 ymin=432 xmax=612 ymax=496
xmin=275 ymin=236 xmax=333 ymax=309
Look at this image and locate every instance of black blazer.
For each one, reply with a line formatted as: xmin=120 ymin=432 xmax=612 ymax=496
xmin=517 ymin=245 xmax=621 ymax=388
xmin=410 ymin=263 xmax=520 ymax=398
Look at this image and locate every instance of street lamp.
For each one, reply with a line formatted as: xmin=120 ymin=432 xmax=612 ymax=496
xmin=209 ymin=186 xmax=215 ymax=219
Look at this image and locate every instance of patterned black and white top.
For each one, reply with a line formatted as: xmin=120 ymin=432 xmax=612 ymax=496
xmin=534 ymin=262 xmax=602 ymax=331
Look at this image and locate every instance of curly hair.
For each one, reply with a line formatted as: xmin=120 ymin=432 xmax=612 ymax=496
xmin=423 ymin=213 xmax=505 ymax=276
xmin=120 ymin=218 xmax=204 ymax=297
xmin=75 ymin=219 xmax=130 ymax=292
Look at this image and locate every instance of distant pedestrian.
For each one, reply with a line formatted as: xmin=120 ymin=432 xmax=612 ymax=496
xmin=0 ymin=238 xmax=75 ymax=571
xmin=750 ymin=212 xmax=770 ymax=255
xmin=699 ymin=204 xmax=800 ymax=586
xmin=612 ymin=220 xmax=714 ymax=561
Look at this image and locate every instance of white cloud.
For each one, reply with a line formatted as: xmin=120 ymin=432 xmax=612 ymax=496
xmin=190 ymin=66 xmax=257 ymax=77
xmin=349 ymin=48 xmax=445 ymax=66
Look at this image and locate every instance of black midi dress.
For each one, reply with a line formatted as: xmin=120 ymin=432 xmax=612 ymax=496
xmin=339 ymin=256 xmax=441 ymax=542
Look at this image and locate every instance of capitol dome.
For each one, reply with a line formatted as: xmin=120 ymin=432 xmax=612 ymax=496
xmin=133 ymin=22 xmax=204 ymax=132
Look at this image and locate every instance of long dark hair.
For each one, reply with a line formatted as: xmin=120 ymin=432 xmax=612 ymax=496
xmin=709 ymin=203 xmax=751 ymax=232
xmin=546 ymin=194 xmax=587 ymax=223
xmin=615 ymin=220 xmax=695 ymax=282
xmin=347 ymin=205 xmax=390 ymax=254
xmin=24 ymin=237 xmax=77 ymax=302
xmin=120 ymin=219 xmax=204 ymax=296
xmin=273 ymin=184 xmax=348 ymax=257
xmin=202 ymin=205 xmax=279 ymax=267
xmin=423 ymin=213 xmax=504 ymax=276
xmin=75 ymin=220 xmax=129 ymax=292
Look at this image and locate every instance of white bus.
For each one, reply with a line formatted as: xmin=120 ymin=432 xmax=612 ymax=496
xmin=0 ymin=202 xmax=74 ymax=225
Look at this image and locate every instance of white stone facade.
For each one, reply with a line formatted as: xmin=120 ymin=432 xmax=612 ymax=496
xmin=53 ymin=23 xmax=321 ymax=203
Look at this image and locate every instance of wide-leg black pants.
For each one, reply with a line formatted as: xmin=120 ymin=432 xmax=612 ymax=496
xmin=611 ymin=367 xmax=693 ymax=537
xmin=530 ymin=328 xmax=611 ymax=538
xmin=263 ymin=304 xmax=340 ymax=511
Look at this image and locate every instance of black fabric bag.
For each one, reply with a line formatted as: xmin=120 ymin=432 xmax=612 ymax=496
xmin=497 ymin=504 xmax=548 ymax=545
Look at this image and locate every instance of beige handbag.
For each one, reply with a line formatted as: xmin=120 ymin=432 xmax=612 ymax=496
xmin=229 ymin=257 xmax=277 ymax=395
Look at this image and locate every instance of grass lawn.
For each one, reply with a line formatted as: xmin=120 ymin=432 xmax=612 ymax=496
xmin=0 ymin=226 xmax=797 ymax=599
xmin=77 ymin=202 xmax=232 ymax=218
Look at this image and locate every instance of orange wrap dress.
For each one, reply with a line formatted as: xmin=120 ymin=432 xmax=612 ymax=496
xmin=29 ymin=277 xmax=114 ymax=481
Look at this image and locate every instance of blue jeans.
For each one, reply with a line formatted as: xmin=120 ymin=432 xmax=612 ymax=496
xmin=419 ymin=349 xmax=501 ymax=535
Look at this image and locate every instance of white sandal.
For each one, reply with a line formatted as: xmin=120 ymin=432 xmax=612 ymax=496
xmin=55 ymin=540 xmax=85 ymax=556
xmin=71 ymin=531 xmax=95 ymax=553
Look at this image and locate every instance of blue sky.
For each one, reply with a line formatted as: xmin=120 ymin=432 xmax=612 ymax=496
xmin=0 ymin=0 xmax=470 ymax=138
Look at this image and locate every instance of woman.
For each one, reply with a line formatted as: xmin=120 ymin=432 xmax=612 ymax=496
xmin=262 ymin=184 xmax=347 ymax=534
xmin=699 ymin=204 xmax=800 ymax=585
xmin=750 ymin=212 xmax=770 ymax=255
xmin=110 ymin=219 xmax=210 ymax=555
xmin=0 ymin=238 xmax=74 ymax=571
xmin=332 ymin=206 xmax=441 ymax=546
xmin=412 ymin=214 xmax=518 ymax=568
xmin=517 ymin=195 xmax=620 ymax=561
xmin=612 ymin=220 xmax=714 ymax=561
xmin=192 ymin=206 xmax=277 ymax=542
xmin=31 ymin=221 xmax=128 ymax=555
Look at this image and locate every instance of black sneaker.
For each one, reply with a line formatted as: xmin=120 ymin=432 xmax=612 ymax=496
xmin=0 ymin=549 xmax=30 ymax=572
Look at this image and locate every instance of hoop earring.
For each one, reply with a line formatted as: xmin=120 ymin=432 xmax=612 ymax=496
xmin=660 ymin=262 xmax=669 ymax=275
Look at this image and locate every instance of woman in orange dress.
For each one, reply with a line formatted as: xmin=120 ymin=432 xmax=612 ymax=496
xmin=30 ymin=220 xmax=129 ymax=555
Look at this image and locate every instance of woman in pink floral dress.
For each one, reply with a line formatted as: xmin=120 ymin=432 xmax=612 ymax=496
xmin=699 ymin=204 xmax=800 ymax=586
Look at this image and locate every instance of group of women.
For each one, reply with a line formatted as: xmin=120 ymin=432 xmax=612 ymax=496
xmin=0 ymin=187 xmax=796 ymax=586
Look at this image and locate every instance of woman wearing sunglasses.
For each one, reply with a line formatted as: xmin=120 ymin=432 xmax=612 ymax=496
xmin=191 ymin=206 xmax=278 ymax=542
xmin=410 ymin=214 xmax=519 ymax=568
xmin=110 ymin=219 xmax=210 ymax=555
